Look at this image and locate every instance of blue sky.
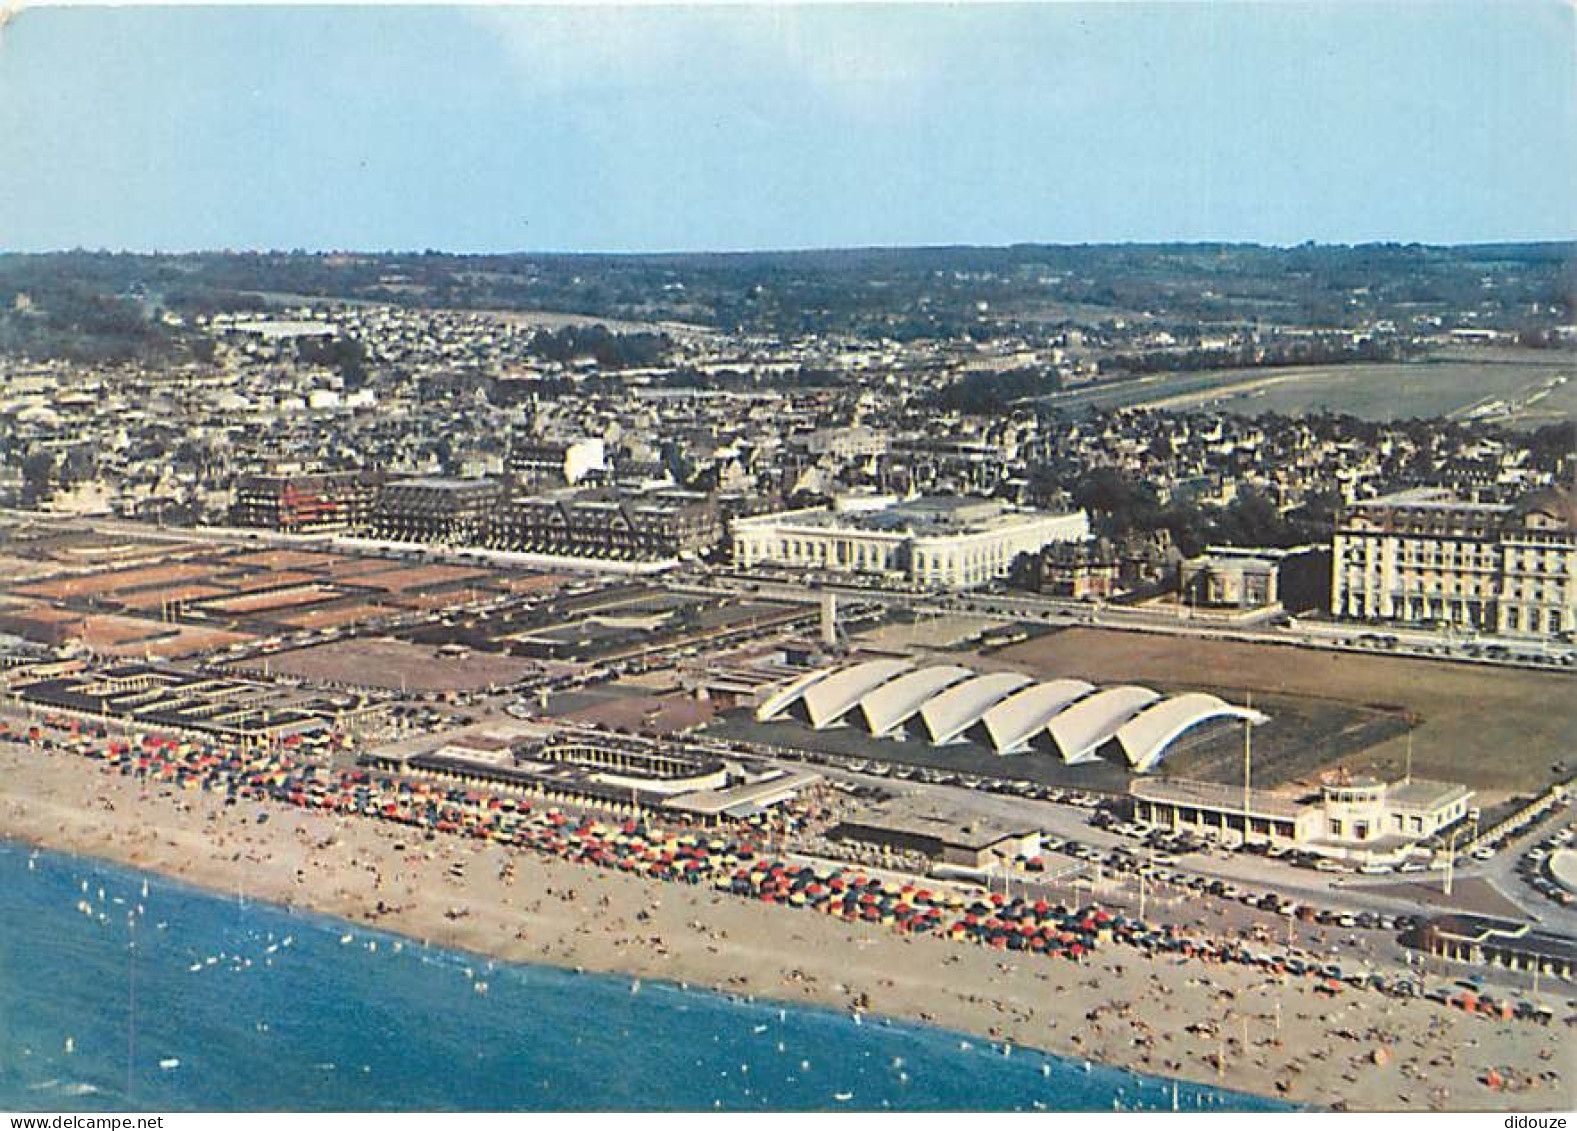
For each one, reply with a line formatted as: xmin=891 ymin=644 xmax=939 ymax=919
xmin=1 ymin=3 xmax=1572 ymax=253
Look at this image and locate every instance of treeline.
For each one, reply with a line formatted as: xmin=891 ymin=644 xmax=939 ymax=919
xmin=1067 ymin=466 xmax=1340 ymax=557
xmin=0 ymin=277 xmax=182 ymax=363
xmin=295 ymin=335 xmax=368 ymax=387
xmin=527 ymin=324 xmax=672 ymax=369
xmin=2 ymin=242 xmax=1570 ymax=348
xmin=1526 ymin=422 xmax=1576 ymax=474
xmin=1098 ymin=336 xmax=1413 ymax=378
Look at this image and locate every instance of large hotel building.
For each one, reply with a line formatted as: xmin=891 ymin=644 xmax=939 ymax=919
xmin=232 ymin=469 xmax=383 ymax=534
xmin=1331 ymin=486 xmax=1576 ymax=639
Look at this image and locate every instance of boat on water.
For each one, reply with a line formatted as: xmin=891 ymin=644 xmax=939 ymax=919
xmin=158 ymin=1058 xmax=179 ymax=1070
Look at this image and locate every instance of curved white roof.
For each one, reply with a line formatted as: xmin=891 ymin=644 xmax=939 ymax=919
xmin=755 ymin=661 xmax=1268 ymax=773
xmin=980 ymin=680 xmax=1097 ymax=754
xmin=918 ymin=672 xmax=1035 ymax=745
xmin=1116 ymin=693 xmax=1268 ymax=772
xmin=756 ymin=666 xmax=839 ymax=722
xmin=856 ymin=665 xmax=975 ymax=736
xmin=799 ymin=659 xmax=915 ymax=729
xmin=1045 ymin=685 xmax=1161 ymax=763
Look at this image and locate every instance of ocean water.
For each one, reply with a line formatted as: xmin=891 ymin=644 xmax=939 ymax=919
xmin=0 ymin=841 xmax=1292 ymax=1112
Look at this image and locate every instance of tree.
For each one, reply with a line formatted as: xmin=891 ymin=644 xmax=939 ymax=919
xmin=20 ymin=450 xmax=55 ymax=505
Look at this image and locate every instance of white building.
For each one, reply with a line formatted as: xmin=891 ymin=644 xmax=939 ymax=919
xmin=756 ymin=659 xmax=1265 ymax=769
xmin=1332 ymin=486 xmax=1576 ymax=639
xmin=510 ymin=436 xmax=607 ymax=486
xmin=802 ymin=425 xmax=889 ymax=460
xmin=733 ymin=496 xmax=1090 ymax=589
xmin=1130 ymin=774 xmax=1474 ymax=861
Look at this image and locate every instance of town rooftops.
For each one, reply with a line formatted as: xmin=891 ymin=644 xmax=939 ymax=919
xmin=1189 ymin=543 xmax=1324 ymax=568
xmin=1516 ymin=486 xmax=1577 ymax=531
xmin=1352 ymin=486 xmax=1511 ymax=513
xmin=386 ymin=476 xmax=498 ymax=492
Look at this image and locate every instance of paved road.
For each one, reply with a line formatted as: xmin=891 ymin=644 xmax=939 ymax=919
xmin=681 ymin=569 xmax=1577 ymax=674
xmin=8 ymin=508 xmax=1572 ymax=674
xmin=1468 ymin=806 xmax=1577 ymax=932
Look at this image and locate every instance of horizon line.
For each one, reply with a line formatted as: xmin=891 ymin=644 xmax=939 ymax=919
xmin=4 ymin=237 xmax=1577 ymax=259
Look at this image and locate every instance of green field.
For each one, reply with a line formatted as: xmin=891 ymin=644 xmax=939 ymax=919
xmin=1041 ymin=350 xmax=1576 ymax=427
xmin=992 ymin=628 xmax=1575 ymax=798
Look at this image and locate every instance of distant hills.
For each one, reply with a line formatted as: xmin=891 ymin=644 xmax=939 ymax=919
xmin=0 ymin=242 xmax=1571 ymax=362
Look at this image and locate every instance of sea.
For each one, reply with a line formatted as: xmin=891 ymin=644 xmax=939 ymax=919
xmin=0 ymin=841 xmax=1293 ymax=1112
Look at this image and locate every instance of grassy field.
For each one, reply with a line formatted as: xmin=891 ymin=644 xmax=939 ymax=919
xmin=1040 ymin=349 xmax=1575 ymax=426
xmin=989 ymin=629 xmax=1575 ymax=799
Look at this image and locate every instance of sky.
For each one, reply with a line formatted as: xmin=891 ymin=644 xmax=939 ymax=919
xmin=0 ymin=2 xmax=1573 ymax=254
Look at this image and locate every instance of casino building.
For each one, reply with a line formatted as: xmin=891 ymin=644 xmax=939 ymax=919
xmin=732 ymin=495 xmax=1089 ymax=590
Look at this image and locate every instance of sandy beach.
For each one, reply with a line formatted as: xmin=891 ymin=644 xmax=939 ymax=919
xmin=1 ymin=742 xmax=1570 ymax=1112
